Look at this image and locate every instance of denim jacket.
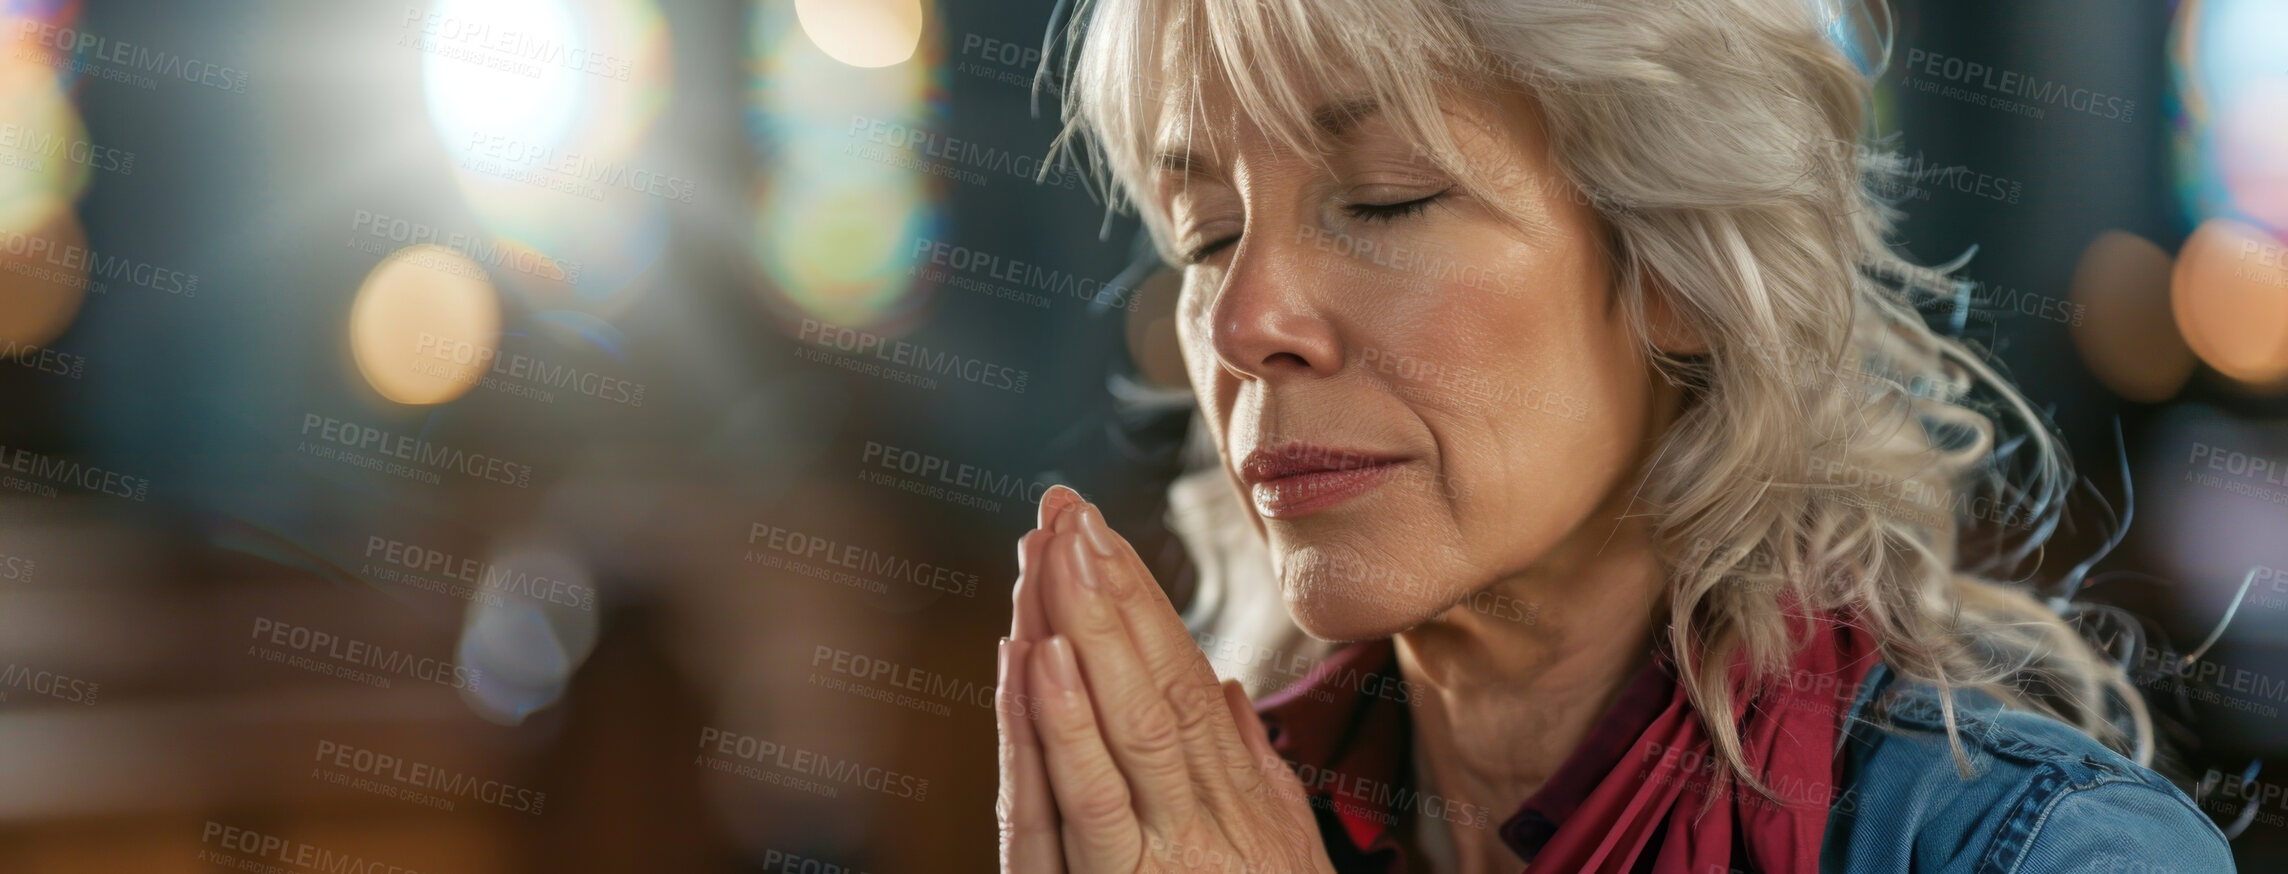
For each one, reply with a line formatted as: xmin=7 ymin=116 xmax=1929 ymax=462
xmin=1824 ymin=660 xmax=2238 ymax=873
xmin=1258 ymin=637 xmax=2238 ymax=873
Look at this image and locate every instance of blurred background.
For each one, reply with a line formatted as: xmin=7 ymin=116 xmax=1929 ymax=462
xmin=0 ymin=0 xmax=2281 ymax=871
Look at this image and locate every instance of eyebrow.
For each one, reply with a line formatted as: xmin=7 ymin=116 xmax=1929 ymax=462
xmin=1309 ymin=98 xmax=1382 ymax=140
xmin=1151 ymin=97 xmax=1384 ymax=175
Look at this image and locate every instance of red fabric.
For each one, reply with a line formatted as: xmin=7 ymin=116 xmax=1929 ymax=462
xmin=1252 ymin=606 xmax=1879 ymax=874
xmin=1530 ymin=608 xmax=1879 ymax=874
xmin=1253 ymin=638 xmax=1418 ymax=870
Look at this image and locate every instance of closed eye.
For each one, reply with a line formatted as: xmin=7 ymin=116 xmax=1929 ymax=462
xmin=1345 ymin=189 xmax=1451 ymax=223
xmin=1184 ymin=236 xmax=1237 ymax=265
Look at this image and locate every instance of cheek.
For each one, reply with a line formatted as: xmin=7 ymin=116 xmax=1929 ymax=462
xmin=1391 ymin=247 xmax=1649 ymax=562
xmin=1461 ymin=316 xmax=1648 ymax=552
xmin=1174 ymin=288 xmax=1227 ymax=405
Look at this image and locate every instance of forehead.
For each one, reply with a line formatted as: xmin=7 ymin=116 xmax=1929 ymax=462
xmin=1081 ymin=0 xmax=1530 ymax=239
xmin=1150 ymin=92 xmax=1388 ymax=178
xmin=1126 ymin=0 xmax=1471 ymax=171
xmin=1142 ymin=42 xmax=1369 ymax=170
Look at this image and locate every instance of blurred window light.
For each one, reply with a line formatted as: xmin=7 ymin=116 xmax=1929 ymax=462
xmin=418 ymin=0 xmax=586 ymax=159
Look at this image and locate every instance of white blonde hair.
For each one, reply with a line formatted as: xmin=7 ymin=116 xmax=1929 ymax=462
xmin=1044 ymin=0 xmax=2151 ymax=794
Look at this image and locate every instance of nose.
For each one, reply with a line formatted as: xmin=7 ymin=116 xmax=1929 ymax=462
xmin=1204 ymin=228 xmax=1344 ymax=381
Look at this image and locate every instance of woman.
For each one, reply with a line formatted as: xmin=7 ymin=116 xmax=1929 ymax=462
xmin=993 ymin=0 xmax=2238 ymax=872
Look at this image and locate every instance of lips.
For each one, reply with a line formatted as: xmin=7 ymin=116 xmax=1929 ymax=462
xmin=1240 ymin=442 xmax=1410 ymax=519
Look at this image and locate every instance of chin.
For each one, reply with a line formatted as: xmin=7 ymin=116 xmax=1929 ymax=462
xmin=1276 ymin=550 xmax=1450 ymax=642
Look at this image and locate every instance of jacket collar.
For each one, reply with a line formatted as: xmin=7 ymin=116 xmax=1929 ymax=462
xmin=1253 ymin=637 xmax=1679 ymax=867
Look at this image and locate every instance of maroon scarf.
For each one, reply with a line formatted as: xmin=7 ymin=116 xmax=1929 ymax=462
xmin=1525 ymin=609 xmax=1880 ymax=874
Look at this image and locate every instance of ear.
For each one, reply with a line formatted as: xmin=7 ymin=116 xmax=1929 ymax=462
xmin=1640 ymin=270 xmax=1709 ymax=357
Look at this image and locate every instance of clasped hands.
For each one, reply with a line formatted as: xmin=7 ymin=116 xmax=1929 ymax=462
xmin=995 ymin=485 xmax=1334 ymax=874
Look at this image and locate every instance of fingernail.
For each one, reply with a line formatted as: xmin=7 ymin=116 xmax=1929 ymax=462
xmin=1038 ymin=484 xmax=1079 ymax=529
xmin=1042 ymin=635 xmax=1082 ymax=692
xmin=1076 ymin=504 xmax=1118 ymax=558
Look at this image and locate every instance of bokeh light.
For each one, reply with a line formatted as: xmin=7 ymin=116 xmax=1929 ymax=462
xmin=0 ymin=15 xmax=90 ymax=233
xmin=419 ymin=0 xmax=673 ymax=321
xmin=2071 ymin=231 xmax=2196 ymax=403
xmin=422 ymin=0 xmax=583 ymax=156
xmin=454 ymin=545 xmax=598 ymax=726
xmin=0 ymin=208 xmax=86 ymax=348
xmin=793 ymin=0 xmax=924 ymax=69
xmin=2171 ymin=218 xmax=2288 ymax=392
xmin=748 ymin=0 xmax=941 ymax=333
xmin=348 ymin=244 xmax=504 ymax=405
xmin=2170 ymin=0 xmax=2288 ymax=235
xmin=0 ymin=6 xmax=95 ymax=347
xmin=2216 ymin=80 xmax=2288 ymax=233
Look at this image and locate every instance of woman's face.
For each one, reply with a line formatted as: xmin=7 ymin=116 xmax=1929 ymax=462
xmin=1160 ymin=87 xmax=1682 ymax=641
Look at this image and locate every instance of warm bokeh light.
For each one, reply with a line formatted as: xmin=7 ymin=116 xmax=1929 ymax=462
xmin=0 ymin=208 xmax=87 ymax=348
xmin=793 ymin=0 xmax=924 ymax=68
xmin=0 ymin=8 xmax=97 ymax=348
xmin=2171 ymin=218 xmax=2288 ymax=391
xmin=2071 ymin=231 xmax=2196 ymax=403
xmin=348 ymin=244 xmax=504 ymax=405
xmin=0 ymin=16 xmax=90 ymax=235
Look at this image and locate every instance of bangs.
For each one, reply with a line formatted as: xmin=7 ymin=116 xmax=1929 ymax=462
xmin=1049 ymin=0 xmax=1495 ymax=258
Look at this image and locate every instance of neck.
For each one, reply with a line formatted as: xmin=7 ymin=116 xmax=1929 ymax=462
xmin=1393 ymin=507 xmax=1666 ymax=874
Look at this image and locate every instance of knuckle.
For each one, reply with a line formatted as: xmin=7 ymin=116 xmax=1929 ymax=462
xmin=1227 ymin=760 xmax=1270 ymax=802
xmin=1041 ymin=707 xmax=1101 ymax=748
xmin=1119 ymin=698 xmax=1186 ymax=759
xmin=1078 ymin=596 xmax=1128 ymax=635
xmin=1067 ymin=780 xmax=1133 ymax=827
xmin=1165 ymin=677 xmax=1221 ymax=736
xmin=1102 ymin=560 xmax=1143 ymax=601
